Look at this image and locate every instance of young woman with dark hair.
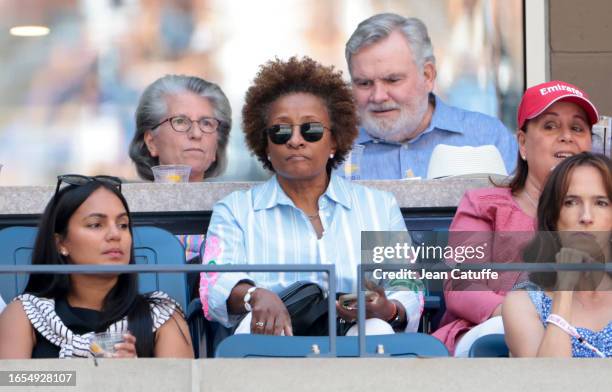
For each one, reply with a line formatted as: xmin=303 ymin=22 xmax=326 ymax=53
xmin=0 ymin=175 xmax=193 ymax=358
xmin=503 ymin=152 xmax=612 ymax=357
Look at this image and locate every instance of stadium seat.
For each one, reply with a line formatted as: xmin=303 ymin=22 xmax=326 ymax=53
xmin=0 ymin=226 xmax=189 ymax=310
xmin=468 ymin=334 xmax=509 ymax=357
xmin=0 ymin=226 xmax=37 ymax=301
xmin=410 ymin=229 xmax=450 ymax=333
xmin=131 ymin=226 xmax=188 ymax=310
xmin=186 ymin=298 xmax=220 ymax=358
xmin=215 ymin=333 xmax=449 ymax=358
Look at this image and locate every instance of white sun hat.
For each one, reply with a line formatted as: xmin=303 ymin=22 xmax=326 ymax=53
xmin=426 ymin=144 xmax=508 ymax=179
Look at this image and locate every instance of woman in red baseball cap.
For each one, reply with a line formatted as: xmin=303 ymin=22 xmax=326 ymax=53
xmin=433 ymin=80 xmax=599 ymax=356
xmin=513 ymin=80 xmax=599 ymax=213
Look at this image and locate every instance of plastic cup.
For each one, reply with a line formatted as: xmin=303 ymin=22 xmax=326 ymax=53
xmin=151 ymin=165 xmax=191 ymax=183
xmin=90 ymin=332 xmax=124 ymax=358
xmin=337 ymin=145 xmax=364 ymax=180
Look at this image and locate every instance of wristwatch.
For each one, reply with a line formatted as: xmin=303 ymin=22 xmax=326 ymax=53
xmin=243 ymin=286 xmax=258 ymax=312
xmin=387 ymin=300 xmax=406 ymax=330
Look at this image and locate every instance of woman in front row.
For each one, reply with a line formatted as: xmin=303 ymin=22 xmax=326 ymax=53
xmin=0 ymin=175 xmax=193 ymax=358
xmin=503 ymin=152 xmax=612 ymax=357
xmin=200 ymin=57 xmax=423 ymax=336
xmin=434 ymin=80 xmax=598 ymax=356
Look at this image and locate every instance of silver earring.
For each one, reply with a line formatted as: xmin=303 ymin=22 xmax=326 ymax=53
xmin=61 ymin=249 xmax=68 ymax=256
xmin=267 ymin=155 xmax=271 ymax=161
xmin=521 ymin=155 xmax=527 ymax=161
xmin=329 ymin=153 xmax=334 ymax=159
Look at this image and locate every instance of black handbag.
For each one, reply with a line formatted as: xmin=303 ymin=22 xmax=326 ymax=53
xmin=278 ymin=281 xmax=328 ymax=336
xmin=222 ymin=281 xmax=351 ymax=337
xmin=278 ymin=282 xmax=356 ymax=336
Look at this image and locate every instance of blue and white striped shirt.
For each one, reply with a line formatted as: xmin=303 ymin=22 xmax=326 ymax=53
xmin=200 ymin=173 xmax=423 ymax=331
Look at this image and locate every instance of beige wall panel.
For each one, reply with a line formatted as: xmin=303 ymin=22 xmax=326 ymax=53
xmin=551 ymin=53 xmax=612 ymax=115
xmin=550 ymin=0 xmax=612 ymax=52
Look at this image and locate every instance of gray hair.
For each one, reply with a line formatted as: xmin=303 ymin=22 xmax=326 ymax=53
xmin=345 ymin=13 xmax=435 ymax=75
xmin=129 ymin=74 xmax=232 ymax=181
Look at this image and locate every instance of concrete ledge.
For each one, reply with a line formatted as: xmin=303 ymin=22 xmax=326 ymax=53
xmin=0 ymin=358 xmax=610 ymax=392
xmin=0 ymin=177 xmax=497 ymax=215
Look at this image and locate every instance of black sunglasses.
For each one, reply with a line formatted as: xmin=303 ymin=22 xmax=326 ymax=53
xmin=265 ymin=122 xmax=327 ymax=145
xmin=54 ymin=174 xmax=122 ymax=198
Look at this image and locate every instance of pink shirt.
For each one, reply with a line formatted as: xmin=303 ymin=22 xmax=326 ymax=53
xmin=432 ymin=187 xmax=536 ymax=353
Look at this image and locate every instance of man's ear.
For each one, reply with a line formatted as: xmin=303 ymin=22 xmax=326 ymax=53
xmin=144 ymin=130 xmax=158 ymax=157
xmin=422 ymin=62 xmax=436 ymax=93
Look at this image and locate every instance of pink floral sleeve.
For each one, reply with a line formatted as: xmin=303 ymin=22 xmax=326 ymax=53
xmin=199 ymin=235 xmax=221 ymax=319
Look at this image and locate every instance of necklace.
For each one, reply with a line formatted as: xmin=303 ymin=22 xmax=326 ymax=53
xmin=307 ymin=213 xmax=319 ymax=220
xmin=523 ymin=190 xmax=539 ymax=209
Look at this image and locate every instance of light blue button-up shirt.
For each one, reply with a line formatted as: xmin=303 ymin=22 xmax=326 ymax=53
xmin=201 ymin=173 xmax=423 ymax=331
xmin=356 ymin=94 xmax=518 ymax=179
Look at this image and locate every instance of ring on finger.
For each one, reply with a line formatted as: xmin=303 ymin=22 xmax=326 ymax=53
xmin=255 ymin=321 xmax=265 ymax=328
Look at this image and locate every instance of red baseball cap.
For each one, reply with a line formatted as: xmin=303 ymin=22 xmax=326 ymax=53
xmin=517 ymin=80 xmax=599 ymax=129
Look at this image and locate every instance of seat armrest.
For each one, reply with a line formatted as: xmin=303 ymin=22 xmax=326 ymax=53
xmin=187 ymin=298 xmax=203 ymax=321
xmin=186 ymin=298 xmax=207 ymax=358
xmin=424 ymin=295 xmax=440 ymax=310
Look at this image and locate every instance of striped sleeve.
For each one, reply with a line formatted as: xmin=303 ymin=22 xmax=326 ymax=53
xmin=200 ymin=193 xmax=252 ymax=327
xmin=148 ymin=291 xmax=182 ymax=331
xmin=383 ymin=190 xmax=425 ymax=331
xmin=386 ymin=191 xmax=407 ymax=231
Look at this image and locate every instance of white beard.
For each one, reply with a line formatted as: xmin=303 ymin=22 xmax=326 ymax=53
xmin=360 ymin=96 xmax=429 ymax=143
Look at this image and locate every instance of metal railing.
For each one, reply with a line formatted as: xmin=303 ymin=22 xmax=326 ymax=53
xmin=3 ymin=261 xmax=610 ymax=358
xmin=356 ymin=261 xmax=612 ymax=357
xmin=0 ymin=263 xmax=338 ymax=357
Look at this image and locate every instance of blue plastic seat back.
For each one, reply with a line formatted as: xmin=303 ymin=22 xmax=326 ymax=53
xmin=468 ymin=334 xmax=509 ymax=357
xmin=0 ymin=226 xmax=37 ymax=301
xmin=0 ymin=226 xmax=188 ymax=310
xmin=409 ymin=229 xmax=450 ymax=332
xmin=215 ymin=333 xmax=449 ymax=358
xmin=132 ymin=226 xmax=188 ymax=310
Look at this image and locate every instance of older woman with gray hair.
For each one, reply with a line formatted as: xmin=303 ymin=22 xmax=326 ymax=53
xmin=129 ymin=75 xmax=232 ymax=265
xmin=129 ymin=74 xmax=231 ymax=182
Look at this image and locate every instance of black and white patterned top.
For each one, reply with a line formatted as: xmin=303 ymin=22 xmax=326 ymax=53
xmin=17 ymin=291 xmax=181 ymax=358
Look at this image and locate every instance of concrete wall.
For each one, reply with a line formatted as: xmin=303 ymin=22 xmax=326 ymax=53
xmin=0 ymin=177 xmax=496 ymax=215
xmin=549 ymin=0 xmax=612 ymax=115
xmin=1 ymin=358 xmax=611 ymax=392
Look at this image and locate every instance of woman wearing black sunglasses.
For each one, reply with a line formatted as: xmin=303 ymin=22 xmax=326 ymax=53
xmin=0 ymin=175 xmax=193 ymax=358
xmin=200 ymin=57 xmax=423 ymax=337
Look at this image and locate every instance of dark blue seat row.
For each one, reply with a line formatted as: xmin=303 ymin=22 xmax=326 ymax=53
xmin=0 ymin=224 xmax=466 ymax=358
xmin=469 ymin=334 xmax=509 ymax=357
xmin=215 ymin=333 xmax=449 ymax=357
xmin=0 ymin=226 xmax=189 ymax=311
